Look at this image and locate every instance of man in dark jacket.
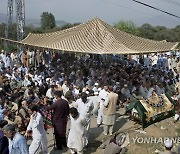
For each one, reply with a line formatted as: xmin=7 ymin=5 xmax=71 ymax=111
xmin=45 ymin=90 xmax=69 ymax=150
xmin=0 ymin=120 xmax=9 ymax=154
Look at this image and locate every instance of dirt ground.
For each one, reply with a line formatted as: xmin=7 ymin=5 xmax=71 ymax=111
xmin=43 ymin=108 xmax=180 ymax=154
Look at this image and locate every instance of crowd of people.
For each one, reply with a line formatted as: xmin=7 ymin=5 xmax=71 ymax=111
xmin=0 ymin=48 xmax=179 ymax=154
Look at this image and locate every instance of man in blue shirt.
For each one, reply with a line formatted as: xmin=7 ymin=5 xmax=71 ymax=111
xmin=3 ymin=124 xmax=29 ymax=154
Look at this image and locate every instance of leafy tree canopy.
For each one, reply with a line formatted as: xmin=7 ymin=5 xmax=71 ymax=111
xmin=114 ymin=20 xmax=138 ymax=35
xmin=40 ymin=12 xmax=56 ymax=30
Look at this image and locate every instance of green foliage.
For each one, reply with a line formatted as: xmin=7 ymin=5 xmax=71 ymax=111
xmin=0 ymin=23 xmax=16 ymax=40
xmin=24 ymin=25 xmax=34 ymax=37
xmin=137 ymin=23 xmax=154 ymax=39
xmin=0 ymin=44 xmax=3 ymax=51
xmin=6 ymin=44 xmax=17 ymax=53
xmin=0 ymin=23 xmax=6 ymax=38
xmin=114 ymin=20 xmax=138 ymax=35
xmin=40 ymin=12 xmax=56 ymax=30
xmin=11 ymin=23 xmax=17 ymax=40
xmin=60 ymin=23 xmax=81 ymax=30
xmin=31 ymin=27 xmax=44 ymax=34
xmin=138 ymin=23 xmax=180 ymax=43
xmin=173 ymin=25 xmax=180 ymax=42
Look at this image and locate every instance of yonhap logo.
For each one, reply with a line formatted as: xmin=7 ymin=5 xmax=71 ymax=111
xmin=132 ymin=136 xmax=180 ymax=144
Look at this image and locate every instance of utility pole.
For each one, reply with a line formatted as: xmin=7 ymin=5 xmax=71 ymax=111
xmin=6 ymin=0 xmax=25 ymax=41
xmin=15 ymin=0 xmax=25 ymax=41
xmin=5 ymin=0 xmax=13 ymax=39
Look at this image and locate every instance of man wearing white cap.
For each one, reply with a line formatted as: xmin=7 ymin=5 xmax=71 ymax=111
xmin=159 ymin=139 xmax=176 ymax=154
xmin=92 ymin=82 xmax=99 ymax=94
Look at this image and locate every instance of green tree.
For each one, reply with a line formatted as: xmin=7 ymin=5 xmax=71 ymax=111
xmin=40 ymin=12 xmax=56 ymax=30
xmin=137 ymin=23 xmax=155 ymax=39
xmin=0 ymin=23 xmax=6 ymax=38
xmin=60 ymin=23 xmax=81 ymax=30
xmin=114 ymin=20 xmax=138 ymax=35
xmin=24 ymin=25 xmax=34 ymax=37
xmin=172 ymin=25 xmax=180 ymax=42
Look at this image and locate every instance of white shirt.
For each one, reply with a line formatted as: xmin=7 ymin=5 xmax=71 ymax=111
xmin=46 ymin=88 xmax=53 ymax=99
xmin=0 ymin=53 xmax=6 ymax=64
xmin=67 ymin=114 xmax=87 ymax=151
xmin=0 ymin=105 xmax=5 ymax=120
xmin=74 ymin=98 xmax=94 ymax=120
xmin=26 ymin=112 xmax=48 ymax=153
xmin=152 ymin=55 xmax=158 ymax=66
xmin=98 ymin=89 xmax=108 ymax=103
xmin=62 ymin=84 xmax=69 ymax=96
xmin=98 ymin=89 xmax=109 ymax=111
xmin=27 ymin=112 xmax=46 ymax=140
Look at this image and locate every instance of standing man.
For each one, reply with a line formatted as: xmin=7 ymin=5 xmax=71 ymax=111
xmin=25 ymin=105 xmax=48 ymax=154
xmin=88 ymin=90 xmax=99 ymax=117
xmin=3 ymin=124 xmax=29 ymax=154
xmin=97 ymin=85 xmax=109 ymax=127
xmin=103 ymin=86 xmax=118 ymax=135
xmin=62 ymin=80 xmax=69 ymax=96
xmin=45 ymin=90 xmax=69 ymax=150
xmin=67 ymin=107 xmax=87 ymax=154
xmin=74 ymin=92 xmax=93 ymax=144
xmin=0 ymin=120 xmax=9 ymax=154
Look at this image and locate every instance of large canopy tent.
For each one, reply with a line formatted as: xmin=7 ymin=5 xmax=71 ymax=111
xmin=0 ymin=18 xmax=179 ymax=54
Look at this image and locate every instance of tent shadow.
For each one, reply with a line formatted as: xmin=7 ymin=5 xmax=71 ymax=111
xmin=49 ymin=147 xmax=68 ymax=154
xmin=87 ymin=125 xmax=104 ymax=153
xmin=113 ymin=114 xmax=128 ymax=133
xmin=84 ymin=140 xmax=102 ymax=154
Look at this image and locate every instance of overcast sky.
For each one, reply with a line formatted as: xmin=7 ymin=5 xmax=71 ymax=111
xmin=0 ymin=0 xmax=180 ymax=27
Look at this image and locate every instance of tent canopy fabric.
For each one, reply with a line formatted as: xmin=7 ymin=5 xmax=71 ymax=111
xmin=2 ymin=18 xmax=179 ymax=54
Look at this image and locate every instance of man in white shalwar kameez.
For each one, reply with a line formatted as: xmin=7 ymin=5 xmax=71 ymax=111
xmin=0 ymin=50 xmax=6 ymax=65
xmin=97 ymin=86 xmax=109 ymax=127
xmin=67 ymin=107 xmax=87 ymax=154
xmin=88 ymin=90 xmax=99 ymax=117
xmin=144 ymin=55 xmax=150 ymax=68
xmin=73 ymin=92 xmax=93 ymax=144
xmin=25 ymin=105 xmax=48 ymax=154
xmin=62 ymin=80 xmax=69 ymax=96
